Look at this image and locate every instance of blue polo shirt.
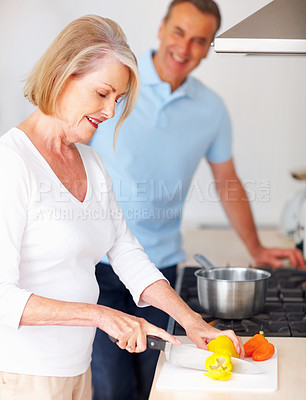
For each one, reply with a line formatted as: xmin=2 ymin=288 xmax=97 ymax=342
xmin=90 ymin=50 xmax=232 ymax=268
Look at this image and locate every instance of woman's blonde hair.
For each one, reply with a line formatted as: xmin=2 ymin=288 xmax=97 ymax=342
xmin=24 ymin=14 xmax=139 ymax=145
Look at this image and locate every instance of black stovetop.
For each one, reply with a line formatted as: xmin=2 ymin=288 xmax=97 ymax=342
xmin=167 ymin=266 xmax=306 ymax=337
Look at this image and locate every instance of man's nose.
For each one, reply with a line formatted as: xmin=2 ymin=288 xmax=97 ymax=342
xmin=179 ymin=38 xmax=191 ymax=54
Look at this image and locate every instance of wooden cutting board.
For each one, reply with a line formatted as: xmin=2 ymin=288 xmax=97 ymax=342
xmin=156 ymin=347 xmax=278 ymax=392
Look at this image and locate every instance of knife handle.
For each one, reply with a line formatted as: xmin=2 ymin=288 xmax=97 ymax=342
xmin=146 ymin=336 xmax=166 ymax=351
xmin=108 ymin=335 xmax=166 ymax=351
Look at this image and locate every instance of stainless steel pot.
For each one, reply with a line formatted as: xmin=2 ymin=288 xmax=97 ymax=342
xmin=194 ymin=254 xmax=271 ymax=319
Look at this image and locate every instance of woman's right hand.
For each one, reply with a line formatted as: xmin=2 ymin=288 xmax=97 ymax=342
xmin=95 ymin=305 xmax=180 ymax=353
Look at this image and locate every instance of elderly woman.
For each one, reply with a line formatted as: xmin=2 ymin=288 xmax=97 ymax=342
xmin=0 ymin=14 xmax=243 ymax=400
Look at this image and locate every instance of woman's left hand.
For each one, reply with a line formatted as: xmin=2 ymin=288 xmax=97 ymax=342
xmin=141 ymin=280 xmax=244 ymax=357
xmin=183 ymin=313 xmax=245 ymax=358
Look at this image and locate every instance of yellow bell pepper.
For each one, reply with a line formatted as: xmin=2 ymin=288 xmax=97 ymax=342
xmin=207 ymin=335 xmax=239 ymax=358
xmin=204 ymin=352 xmax=233 ymax=381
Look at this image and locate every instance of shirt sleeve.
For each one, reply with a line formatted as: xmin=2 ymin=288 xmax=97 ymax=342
xmin=101 ymin=166 xmax=168 ymax=307
xmin=0 ymin=147 xmax=33 ymax=329
xmin=205 ymin=101 xmax=232 ymax=164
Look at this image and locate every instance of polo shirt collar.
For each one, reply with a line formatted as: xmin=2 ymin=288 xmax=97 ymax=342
xmin=139 ymin=50 xmax=194 ymax=98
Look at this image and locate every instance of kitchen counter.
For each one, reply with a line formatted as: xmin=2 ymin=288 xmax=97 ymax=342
xmin=180 ymin=226 xmax=296 ymax=267
xmin=149 ymin=227 xmax=304 ymax=399
xmin=149 ymin=336 xmax=306 ymax=400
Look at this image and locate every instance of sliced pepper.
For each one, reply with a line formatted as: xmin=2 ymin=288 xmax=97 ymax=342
xmin=207 ymin=335 xmax=240 ymax=358
xmin=204 ymin=370 xmax=232 ymax=381
xmin=204 ymin=352 xmax=233 ymax=381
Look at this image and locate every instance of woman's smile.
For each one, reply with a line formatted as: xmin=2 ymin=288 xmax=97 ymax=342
xmin=86 ymin=116 xmax=103 ymax=128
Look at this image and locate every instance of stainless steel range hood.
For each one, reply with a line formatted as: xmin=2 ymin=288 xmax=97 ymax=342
xmin=214 ymin=0 xmax=306 ymax=54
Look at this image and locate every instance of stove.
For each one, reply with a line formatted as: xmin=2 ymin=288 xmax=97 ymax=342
xmin=167 ymin=266 xmax=306 ymax=337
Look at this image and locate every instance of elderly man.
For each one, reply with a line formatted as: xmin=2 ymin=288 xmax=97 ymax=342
xmin=90 ymin=1 xmax=304 ymax=399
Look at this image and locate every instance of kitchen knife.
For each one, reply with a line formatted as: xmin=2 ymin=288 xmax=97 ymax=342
xmin=108 ymin=335 xmax=263 ymax=374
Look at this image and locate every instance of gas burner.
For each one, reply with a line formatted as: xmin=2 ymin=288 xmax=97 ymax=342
xmin=169 ymin=266 xmax=306 ymax=337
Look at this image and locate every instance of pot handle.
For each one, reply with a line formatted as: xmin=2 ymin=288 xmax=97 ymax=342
xmin=193 ymin=253 xmax=216 ymax=270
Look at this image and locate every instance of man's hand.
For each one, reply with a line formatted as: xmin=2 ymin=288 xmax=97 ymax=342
xmin=252 ymin=245 xmax=305 ymax=269
xmin=209 ymin=159 xmax=305 ymax=270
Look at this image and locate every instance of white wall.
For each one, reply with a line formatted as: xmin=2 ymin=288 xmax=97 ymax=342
xmin=1 ymin=0 xmax=306 ymax=229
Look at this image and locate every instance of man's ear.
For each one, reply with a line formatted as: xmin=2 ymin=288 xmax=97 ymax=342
xmin=201 ymin=36 xmax=215 ymax=59
xmin=201 ymin=47 xmax=210 ymax=59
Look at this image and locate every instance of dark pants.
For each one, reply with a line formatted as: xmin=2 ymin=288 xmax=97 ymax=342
xmin=91 ymin=262 xmax=177 ymax=400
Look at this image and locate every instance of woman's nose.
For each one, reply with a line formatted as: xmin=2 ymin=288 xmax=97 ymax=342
xmin=102 ymin=100 xmax=116 ymax=120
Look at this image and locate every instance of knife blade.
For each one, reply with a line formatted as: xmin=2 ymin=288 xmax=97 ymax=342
xmin=146 ymin=336 xmax=263 ymax=374
xmin=108 ymin=335 xmax=263 ymax=374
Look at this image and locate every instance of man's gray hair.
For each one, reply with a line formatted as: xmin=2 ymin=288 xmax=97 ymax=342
xmin=165 ymin=0 xmax=221 ymax=32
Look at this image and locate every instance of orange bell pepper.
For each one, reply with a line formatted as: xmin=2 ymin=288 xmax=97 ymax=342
xmin=244 ymin=331 xmax=275 ymax=361
xmin=244 ymin=331 xmax=268 ymax=357
xmin=252 ymin=342 xmax=275 ymax=361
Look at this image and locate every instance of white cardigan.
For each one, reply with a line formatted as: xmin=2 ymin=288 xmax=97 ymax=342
xmin=0 ymin=128 xmax=166 ymax=377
